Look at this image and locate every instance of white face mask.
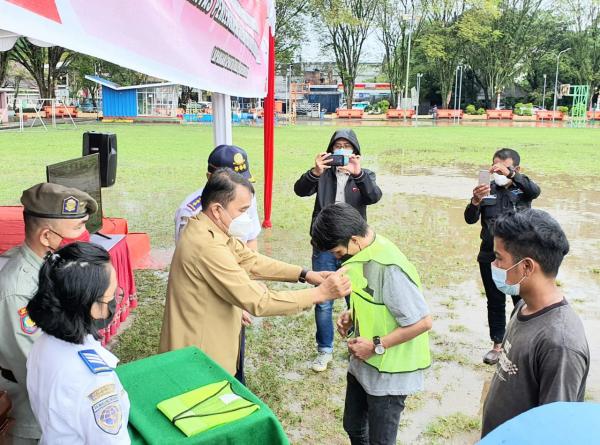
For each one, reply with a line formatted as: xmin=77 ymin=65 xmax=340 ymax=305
xmin=493 ymin=173 xmax=510 ymax=186
xmin=491 ymin=260 xmax=526 ymax=295
xmin=228 ymin=211 xmax=253 ymax=240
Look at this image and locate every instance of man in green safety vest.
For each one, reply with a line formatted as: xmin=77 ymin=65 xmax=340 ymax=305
xmin=311 ymin=203 xmax=432 ymax=445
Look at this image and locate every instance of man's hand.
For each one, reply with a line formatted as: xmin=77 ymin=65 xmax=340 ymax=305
xmin=311 ymin=152 xmax=333 ymax=177
xmin=337 ymin=310 xmax=353 ymax=337
xmin=241 ymin=310 xmax=253 ymax=327
xmin=490 ymin=163 xmax=510 ymax=176
xmin=471 ymin=184 xmax=491 ymax=206
xmin=314 ymin=268 xmax=351 ymax=303
xmin=305 ymin=271 xmax=333 ymax=286
xmin=347 ymin=337 xmax=375 ymax=361
xmin=339 ymin=154 xmax=362 ymax=176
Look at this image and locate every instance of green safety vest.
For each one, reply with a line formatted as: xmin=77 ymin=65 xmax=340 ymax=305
xmin=157 ymin=380 xmax=259 ymax=437
xmin=344 ymin=234 xmax=431 ymax=373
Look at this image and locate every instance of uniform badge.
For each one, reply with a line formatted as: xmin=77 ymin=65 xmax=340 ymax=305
xmin=92 ymin=393 xmax=122 ymax=435
xmin=62 ymin=196 xmax=79 ymax=215
xmin=233 ymin=152 xmax=247 ymax=173
xmin=186 ymin=195 xmax=202 ymax=212
xmin=18 ymin=307 xmax=38 ymax=335
xmin=78 ymin=349 xmax=113 ymax=374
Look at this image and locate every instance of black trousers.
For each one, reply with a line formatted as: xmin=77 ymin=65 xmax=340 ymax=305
xmin=343 ymin=373 xmax=407 ymax=445
xmin=479 ymin=261 xmax=520 ymax=344
xmin=234 ymin=326 xmax=246 ymax=385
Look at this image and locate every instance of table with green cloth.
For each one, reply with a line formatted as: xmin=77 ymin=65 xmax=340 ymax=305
xmin=115 ymin=347 xmax=289 ymax=445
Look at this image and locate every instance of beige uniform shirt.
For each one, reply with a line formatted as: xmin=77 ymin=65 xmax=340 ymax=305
xmin=159 ymin=213 xmax=315 ymax=374
xmin=0 ymin=244 xmax=43 ymax=439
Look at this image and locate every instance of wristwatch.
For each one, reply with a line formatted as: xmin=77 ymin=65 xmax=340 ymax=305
xmin=507 ymin=166 xmax=516 ymax=179
xmin=373 ymin=336 xmax=385 ymax=355
xmin=298 ymin=268 xmax=309 ymax=283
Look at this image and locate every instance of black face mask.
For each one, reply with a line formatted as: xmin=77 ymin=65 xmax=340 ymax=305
xmin=93 ymin=298 xmax=117 ymax=331
xmin=340 ymin=241 xmax=353 ymax=263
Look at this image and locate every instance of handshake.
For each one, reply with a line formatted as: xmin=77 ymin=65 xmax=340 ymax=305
xmin=304 ymin=268 xmax=352 ymax=304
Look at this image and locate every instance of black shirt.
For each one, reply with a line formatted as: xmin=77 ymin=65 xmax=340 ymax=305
xmin=464 ymin=172 xmax=541 ymax=262
xmin=481 ymin=299 xmax=590 ymax=437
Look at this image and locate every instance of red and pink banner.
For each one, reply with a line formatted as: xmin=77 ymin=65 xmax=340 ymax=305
xmin=0 ymin=0 xmax=273 ymax=97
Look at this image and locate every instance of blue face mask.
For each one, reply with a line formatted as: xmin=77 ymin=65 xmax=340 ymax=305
xmin=491 ymin=260 xmax=526 ymax=295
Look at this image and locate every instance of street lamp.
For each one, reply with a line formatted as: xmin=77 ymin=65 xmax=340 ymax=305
xmin=415 ymin=73 xmax=423 ymax=122
xmin=402 ymin=9 xmax=417 ymax=122
xmin=552 ymin=48 xmax=571 ymax=121
xmin=453 ymin=64 xmax=464 ymax=123
xmin=542 ymin=74 xmax=547 ymax=110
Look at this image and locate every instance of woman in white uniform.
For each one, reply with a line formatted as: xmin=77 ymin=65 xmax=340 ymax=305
xmin=26 ymin=242 xmax=130 ymax=444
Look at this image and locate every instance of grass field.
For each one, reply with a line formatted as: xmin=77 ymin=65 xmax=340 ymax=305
xmin=1 ymin=122 xmax=599 ymax=444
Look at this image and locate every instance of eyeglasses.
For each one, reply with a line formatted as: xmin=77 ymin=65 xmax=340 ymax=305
xmin=333 ymin=143 xmax=353 ymax=150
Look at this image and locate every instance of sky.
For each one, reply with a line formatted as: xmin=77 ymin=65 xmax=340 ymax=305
xmin=299 ymin=21 xmax=385 ymax=64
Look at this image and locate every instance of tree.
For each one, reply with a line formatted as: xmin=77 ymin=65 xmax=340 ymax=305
xmin=559 ymin=0 xmax=600 ymax=104
xmin=10 ymin=38 xmax=76 ymax=101
xmin=418 ymin=0 xmax=466 ymax=108
xmin=0 ymin=48 xmax=11 ymax=88
xmin=276 ymin=0 xmax=310 ymax=65
xmin=313 ymin=0 xmax=380 ymax=108
xmin=69 ymin=54 xmax=152 ymax=107
xmin=460 ymin=0 xmax=546 ymax=108
xmin=377 ymin=0 xmax=428 ymax=107
xmin=68 ymin=54 xmax=102 ymax=107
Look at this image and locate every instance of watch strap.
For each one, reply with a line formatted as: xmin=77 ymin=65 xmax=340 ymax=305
xmin=299 ymin=268 xmax=309 ymax=283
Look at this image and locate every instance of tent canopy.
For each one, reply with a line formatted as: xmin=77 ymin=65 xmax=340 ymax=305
xmin=0 ymin=0 xmax=272 ymax=98
xmin=0 ymin=0 xmax=277 ymax=227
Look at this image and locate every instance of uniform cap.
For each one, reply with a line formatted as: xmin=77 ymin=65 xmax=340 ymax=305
xmin=207 ymin=145 xmax=254 ymax=182
xmin=20 ymin=183 xmax=98 ymax=219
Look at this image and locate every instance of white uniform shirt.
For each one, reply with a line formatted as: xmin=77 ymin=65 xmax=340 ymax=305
xmin=174 ymin=187 xmax=261 ymax=243
xmin=27 ymin=333 xmax=130 ymax=444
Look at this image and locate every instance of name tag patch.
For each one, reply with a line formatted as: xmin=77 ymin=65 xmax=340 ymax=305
xmin=78 ymin=349 xmax=113 ymax=374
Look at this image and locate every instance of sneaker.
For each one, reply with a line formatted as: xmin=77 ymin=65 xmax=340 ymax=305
xmin=483 ymin=348 xmax=502 ymax=365
xmin=311 ymin=352 xmax=333 ymax=372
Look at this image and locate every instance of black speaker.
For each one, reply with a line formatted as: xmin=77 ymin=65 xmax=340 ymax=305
xmin=82 ymin=132 xmax=117 ymax=187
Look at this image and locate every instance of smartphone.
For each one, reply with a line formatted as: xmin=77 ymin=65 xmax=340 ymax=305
xmin=330 ymin=155 xmax=347 ymax=167
xmin=478 ymin=170 xmax=491 ymax=186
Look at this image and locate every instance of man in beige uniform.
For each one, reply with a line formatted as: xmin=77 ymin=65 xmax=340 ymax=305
xmin=0 ymin=183 xmax=96 ymax=444
xmin=159 ymin=168 xmax=351 ymax=375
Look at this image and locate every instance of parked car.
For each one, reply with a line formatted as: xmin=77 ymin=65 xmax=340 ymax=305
xmin=352 ymin=101 xmax=370 ymax=110
xmin=79 ymin=100 xmax=94 ymax=113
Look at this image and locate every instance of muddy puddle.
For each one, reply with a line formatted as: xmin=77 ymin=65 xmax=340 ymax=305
xmin=370 ymin=165 xmax=600 ymax=443
xmin=147 ymin=163 xmax=600 ymax=444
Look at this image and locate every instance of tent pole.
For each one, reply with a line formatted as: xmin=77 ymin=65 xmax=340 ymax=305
xmin=212 ymin=92 xmax=232 ymax=146
xmin=262 ymin=27 xmax=275 ymax=229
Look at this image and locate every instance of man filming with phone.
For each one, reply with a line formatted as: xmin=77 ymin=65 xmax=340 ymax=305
xmin=465 ymin=148 xmax=541 ymax=366
xmin=294 ymin=129 xmax=382 ymax=372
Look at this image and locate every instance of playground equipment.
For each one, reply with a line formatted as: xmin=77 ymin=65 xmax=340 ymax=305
xmin=16 ymin=98 xmax=77 ymax=132
xmin=569 ymin=85 xmax=590 ymax=128
xmin=289 ymin=81 xmax=310 ymax=124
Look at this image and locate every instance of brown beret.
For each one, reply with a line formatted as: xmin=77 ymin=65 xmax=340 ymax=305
xmin=20 ymin=183 xmax=98 ymax=219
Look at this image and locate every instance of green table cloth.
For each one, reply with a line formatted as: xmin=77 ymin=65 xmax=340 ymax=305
xmin=115 ymin=347 xmax=289 ymax=445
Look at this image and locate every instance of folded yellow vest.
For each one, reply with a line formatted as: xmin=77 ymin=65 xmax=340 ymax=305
xmin=157 ymin=380 xmax=259 ymax=437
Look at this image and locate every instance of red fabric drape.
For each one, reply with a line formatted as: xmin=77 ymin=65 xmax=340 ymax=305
xmin=262 ymin=28 xmax=275 ymax=229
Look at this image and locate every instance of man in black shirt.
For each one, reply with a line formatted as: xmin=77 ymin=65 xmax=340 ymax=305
xmin=464 ymin=149 xmax=540 ymax=364
xmin=481 ymin=209 xmax=589 ymax=437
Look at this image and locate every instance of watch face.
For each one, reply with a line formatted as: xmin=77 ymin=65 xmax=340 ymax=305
xmin=375 ymin=344 xmax=385 ymax=355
